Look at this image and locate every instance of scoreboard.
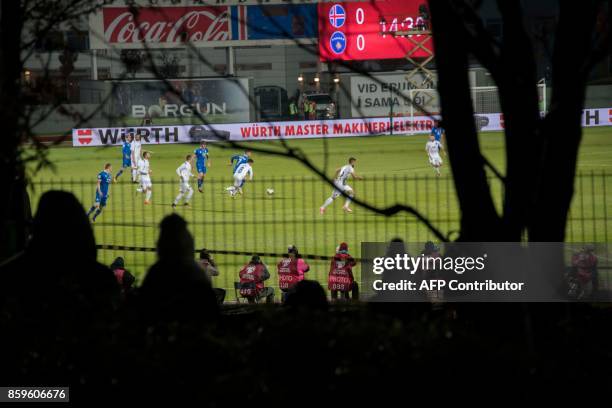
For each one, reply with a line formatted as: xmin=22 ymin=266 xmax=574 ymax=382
xmin=318 ymin=0 xmax=433 ymax=61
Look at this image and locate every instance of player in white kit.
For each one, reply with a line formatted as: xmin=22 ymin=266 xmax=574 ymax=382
xmin=137 ymin=151 xmax=153 ymax=204
xmin=131 ymin=133 xmax=143 ymax=188
xmin=228 ymin=159 xmax=254 ymax=197
xmin=426 ymin=134 xmax=445 ymax=176
xmin=320 ymin=157 xmax=363 ymax=214
xmin=172 ymin=154 xmax=195 ymax=208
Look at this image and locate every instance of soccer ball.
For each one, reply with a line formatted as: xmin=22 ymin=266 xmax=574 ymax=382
xmin=266 ymin=188 xmax=275 ymax=196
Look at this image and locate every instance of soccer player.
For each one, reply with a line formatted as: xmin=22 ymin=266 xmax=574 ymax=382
xmin=137 ymin=151 xmax=153 ymax=204
xmin=229 ymin=149 xmax=252 ymax=174
xmin=173 ymin=154 xmax=194 ymax=208
xmin=87 ymin=163 xmax=113 ymax=222
xmin=228 ymin=158 xmax=254 ymax=197
xmin=226 ymin=150 xmax=251 ymax=193
xmin=131 ymin=132 xmax=143 ymax=186
xmin=194 ymin=141 xmax=210 ymax=193
xmin=320 ymin=157 xmax=363 ymax=214
xmin=431 ymin=119 xmax=445 ymax=144
xmin=114 ymin=133 xmax=133 ymax=182
xmin=426 ymin=134 xmax=444 ymax=176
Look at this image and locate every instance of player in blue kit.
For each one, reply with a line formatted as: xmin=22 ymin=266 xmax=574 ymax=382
xmin=431 ymin=120 xmax=445 ymax=144
xmin=194 ymin=140 xmax=211 ymax=193
xmin=114 ymin=133 xmax=133 ymax=182
xmin=87 ymin=163 xmax=113 ymax=222
xmin=229 ymin=149 xmax=252 ymax=173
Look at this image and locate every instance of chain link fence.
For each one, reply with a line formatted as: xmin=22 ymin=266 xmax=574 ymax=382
xmin=29 ymin=171 xmax=612 ymax=297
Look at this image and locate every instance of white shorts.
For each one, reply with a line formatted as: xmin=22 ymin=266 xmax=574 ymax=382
xmin=179 ymin=181 xmax=192 ymax=194
xmin=234 ymin=176 xmax=245 ymax=188
xmin=429 ymin=154 xmax=443 ymax=166
xmin=140 ymin=175 xmax=152 ymax=189
xmin=332 ymin=183 xmax=353 ymax=199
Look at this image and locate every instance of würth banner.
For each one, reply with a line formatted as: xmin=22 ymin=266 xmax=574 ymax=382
xmin=72 ymin=108 xmax=612 ymax=146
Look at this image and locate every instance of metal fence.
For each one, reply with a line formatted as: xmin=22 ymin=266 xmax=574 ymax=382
xmin=29 ymin=171 xmax=612 ymax=297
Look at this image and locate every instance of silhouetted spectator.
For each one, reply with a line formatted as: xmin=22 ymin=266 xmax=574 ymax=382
xmin=138 ymin=214 xmax=218 ymax=323
xmin=199 ymin=248 xmax=226 ymax=304
xmin=284 ymin=280 xmax=328 ymax=311
xmin=110 ymin=256 xmax=136 ymax=297
xmin=0 ymin=190 xmax=119 ymax=315
xmin=0 ymin=191 xmax=119 ymax=386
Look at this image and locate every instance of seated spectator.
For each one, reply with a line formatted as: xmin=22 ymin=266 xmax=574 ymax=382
xmin=199 ymin=248 xmax=226 ymax=304
xmin=284 ymin=280 xmax=328 ymax=311
xmin=110 ymin=256 xmax=136 ymax=297
xmin=328 ymin=242 xmax=358 ymax=302
xmin=238 ymin=255 xmax=274 ymax=304
xmin=278 ymin=245 xmax=309 ymax=302
xmin=138 ymin=214 xmax=218 ymax=323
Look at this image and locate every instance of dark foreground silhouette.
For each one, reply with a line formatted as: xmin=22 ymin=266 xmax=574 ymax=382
xmin=0 ymin=192 xmax=610 ymax=403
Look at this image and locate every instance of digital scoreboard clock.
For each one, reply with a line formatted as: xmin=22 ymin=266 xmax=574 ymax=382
xmin=318 ymin=1 xmax=434 ymax=61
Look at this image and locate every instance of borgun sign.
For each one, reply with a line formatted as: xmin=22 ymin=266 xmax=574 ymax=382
xmin=318 ymin=0 xmax=434 ymax=61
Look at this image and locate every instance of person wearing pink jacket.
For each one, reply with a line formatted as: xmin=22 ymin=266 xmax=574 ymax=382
xmin=288 ymin=245 xmax=310 ymax=280
xmin=278 ymin=245 xmax=310 ymax=302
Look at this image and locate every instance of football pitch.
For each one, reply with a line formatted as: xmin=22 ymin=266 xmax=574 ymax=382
xmin=29 ymin=128 xmax=612 ymax=293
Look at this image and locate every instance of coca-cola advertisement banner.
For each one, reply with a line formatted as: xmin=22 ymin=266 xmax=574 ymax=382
xmin=90 ymin=6 xmax=230 ymax=49
xmin=71 ymin=107 xmax=612 ymax=147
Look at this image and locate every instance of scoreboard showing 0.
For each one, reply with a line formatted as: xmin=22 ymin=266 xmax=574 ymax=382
xmin=318 ymin=0 xmax=433 ymax=61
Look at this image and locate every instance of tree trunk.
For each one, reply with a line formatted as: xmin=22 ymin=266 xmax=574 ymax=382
xmin=430 ymin=0 xmax=502 ymax=241
xmin=528 ymin=2 xmax=600 ymax=241
xmin=496 ymin=1 xmax=541 ymax=241
xmin=0 ymin=1 xmax=29 ymax=261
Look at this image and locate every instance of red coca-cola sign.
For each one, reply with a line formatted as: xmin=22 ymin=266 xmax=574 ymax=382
xmin=102 ymin=6 xmax=230 ymax=46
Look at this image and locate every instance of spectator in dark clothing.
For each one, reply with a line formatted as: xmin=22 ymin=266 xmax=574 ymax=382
xmin=0 ymin=191 xmax=119 ymax=386
xmin=110 ymin=256 xmax=136 ymax=297
xmin=137 ymin=214 xmax=218 ymax=323
xmin=199 ymin=248 xmax=226 ymax=304
xmin=284 ymin=280 xmax=328 ymax=311
xmin=0 ymin=191 xmax=120 ymax=314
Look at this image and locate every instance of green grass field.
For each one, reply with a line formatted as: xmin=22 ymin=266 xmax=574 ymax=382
xmin=29 ymin=127 xmax=612 ymax=295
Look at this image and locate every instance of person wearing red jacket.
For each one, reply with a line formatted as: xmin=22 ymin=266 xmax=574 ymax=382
xmin=239 ymin=255 xmax=274 ymax=304
xmin=328 ymin=242 xmax=358 ymax=301
xmin=571 ymin=245 xmax=598 ymax=299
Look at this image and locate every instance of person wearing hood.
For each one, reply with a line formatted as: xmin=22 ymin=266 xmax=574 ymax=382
xmin=138 ymin=214 xmax=218 ymax=323
xmin=110 ymin=256 xmax=136 ymax=297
